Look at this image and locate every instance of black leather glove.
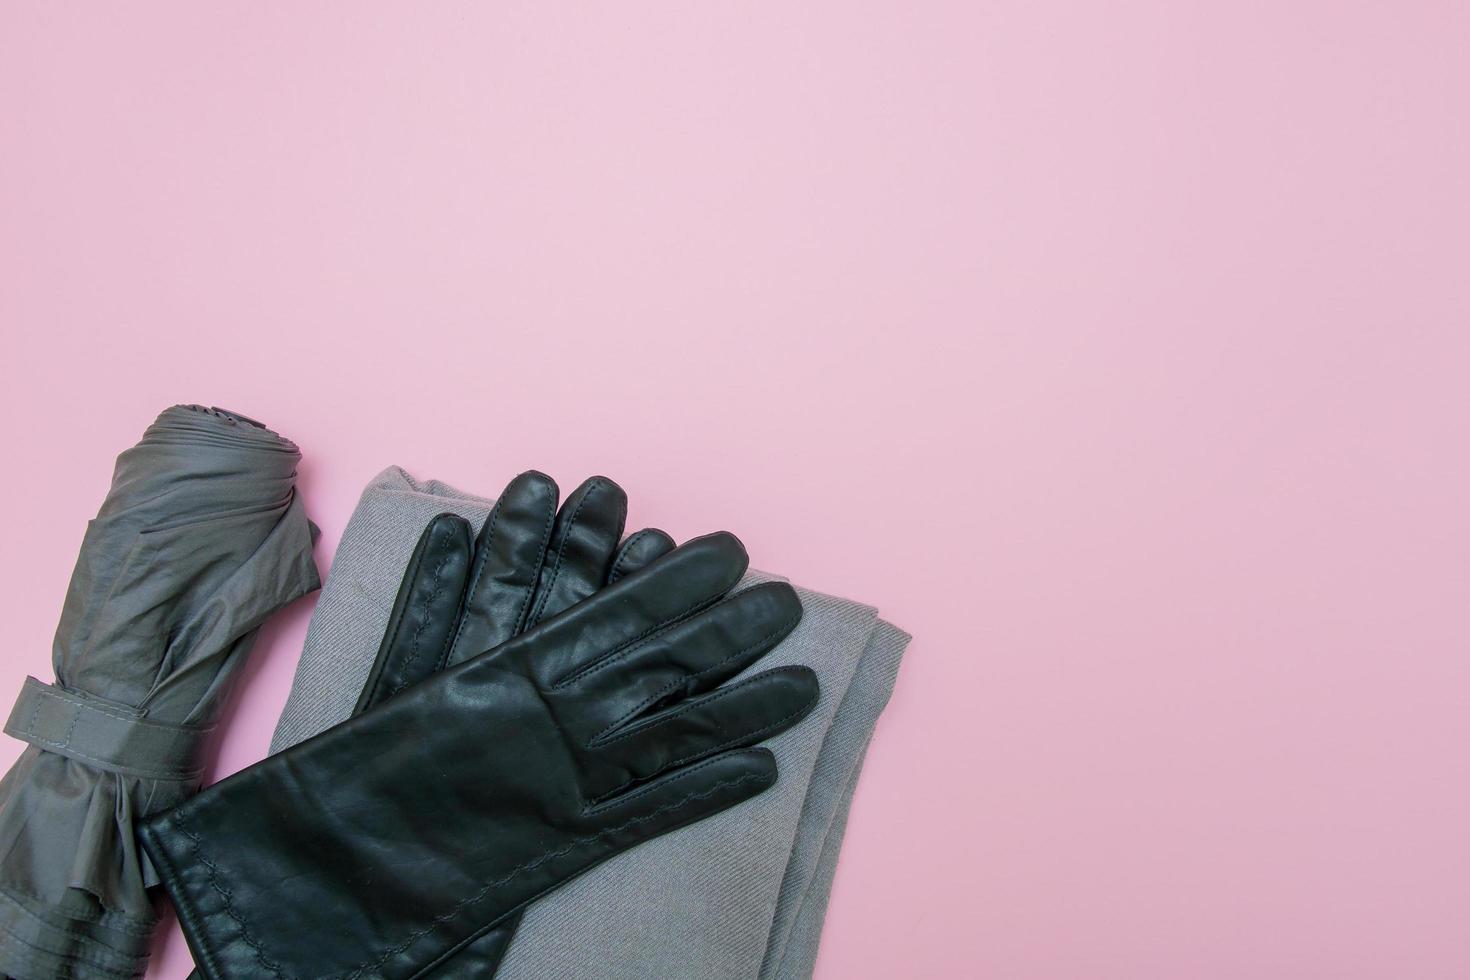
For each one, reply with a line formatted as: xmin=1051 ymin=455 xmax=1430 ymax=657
xmin=354 ymin=470 xmax=675 ymax=976
xmin=140 ymin=525 xmax=817 ymax=979
xmin=177 ymin=471 xmax=673 ymax=980
xmin=357 ymin=470 xmax=674 ymax=714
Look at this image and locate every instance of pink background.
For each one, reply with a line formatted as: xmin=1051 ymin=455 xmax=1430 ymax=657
xmin=2 ymin=3 xmax=1467 ymax=977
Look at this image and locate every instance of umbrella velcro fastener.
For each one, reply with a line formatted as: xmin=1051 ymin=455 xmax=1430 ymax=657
xmin=4 ymin=676 xmax=213 ymax=783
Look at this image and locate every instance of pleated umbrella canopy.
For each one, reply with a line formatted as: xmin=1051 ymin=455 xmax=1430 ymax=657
xmin=0 ymin=405 xmax=319 ymax=980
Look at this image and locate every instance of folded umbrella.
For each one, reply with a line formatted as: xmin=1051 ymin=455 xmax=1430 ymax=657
xmin=0 ymin=405 xmax=320 ymax=980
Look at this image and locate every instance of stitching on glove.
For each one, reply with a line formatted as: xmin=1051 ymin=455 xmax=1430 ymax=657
xmin=508 ymin=488 xmax=559 ymax=637
xmin=550 ymin=586 xmax=756 ymax=691
xmin=580 ymin=752 xmax=764 ymax=815
xmin=174 ymin=819 xmax=289 ymax=979
xmin=608 ymin=528 xmax=659 ymax=583
xmin=162 ymin=765 xmax=764 ymax=980
xmin=525 ymin=479 xmax=601 ymax=630
xmin=596 ymin=662 xmax=809 ymax=749
xmin=386 ymin=531 xmax=459 ymax=697
xmin=368 ymin=524 xmax=440 ymax=700
xmin=441 ymin=498 xmax=506 ymax=670
xmin=588 ymin=671 xmax=817 ymax=804
xmin=591 ymin=606 xmax=804 ymax=744
xmin=340 ymin=767 xmax=767 ymax=979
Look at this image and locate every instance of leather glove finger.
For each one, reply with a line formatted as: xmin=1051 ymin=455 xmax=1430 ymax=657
xmin=585 ymin=666 xmax=819 ymax=802
xmin=354 ymin=513 xmax=474 ymax=713
xmin=550 ymin=580 xmax=805 ymax=741
xmin=523 ymin=476 xmax=627 ymax=630
xmin=608 ymin=526 xmax=677 ymax=583
xmin=447 ymin=470 xmax=561 ymax=664
xmin=518 ymin=532 xmax=752 ymax=689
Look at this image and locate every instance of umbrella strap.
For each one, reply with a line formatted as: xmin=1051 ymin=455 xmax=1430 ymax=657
xmin=4 ymin=676 xmax=213 ymax=782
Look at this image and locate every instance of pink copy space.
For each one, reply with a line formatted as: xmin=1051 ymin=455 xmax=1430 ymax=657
xmin=1 ymin=3 xmax=1467 ymax=977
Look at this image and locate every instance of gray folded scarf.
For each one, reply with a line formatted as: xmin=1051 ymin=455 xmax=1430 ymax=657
xmin=271 ymin=466 xmax=907 ymax=979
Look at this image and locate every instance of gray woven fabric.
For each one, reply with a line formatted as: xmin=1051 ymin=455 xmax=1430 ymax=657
xmin=761 ymin=620 xmax=907 ymax=980
xmin=270 ymin=467 xmax=907 ymax=979
xmin=269 ymin=470 xmax=495 ymax=753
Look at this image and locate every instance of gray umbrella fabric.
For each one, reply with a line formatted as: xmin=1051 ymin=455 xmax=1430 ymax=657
xmin=0 ymin=405 xmax=319 ymax=980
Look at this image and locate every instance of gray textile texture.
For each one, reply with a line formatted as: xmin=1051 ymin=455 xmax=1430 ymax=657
xmin=0 ymin=406 xmax=320 ymax=980
xmin=270 ymin=466 xmax=908 ymax=979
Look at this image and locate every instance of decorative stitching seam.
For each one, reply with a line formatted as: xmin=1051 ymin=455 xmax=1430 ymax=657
xmin=508 ymin=492 xmax=559 ymax=637
xmin=592 ymin=608 xmax=803 ymax=744
xmin=174 ymin=818 xmax=288 ymax=980
xmin=607 ymin=531 xmax=646 ymax=584
xmin=62 ymin=703 xmax=80 ymax=749
xmin=164 ymin=767 xmax=765 ymax=980
xmin=551 ymin=591 xmax=738 ymax=691
xmin=552 ymin=583 xmax=785 ymax=692
xmin=525 ymin=480 xmax=600 ymax=630
xmin=581 ymin=751 xmax=760 ymax=814
xmin=144 ymin=820 xmax=224 ymax=979
xmin=385 ymin=533 xmax=458 ymax=697
xmin=342 ymin=768 xmax=765 ymax=979
xmin=588 ymin=670 xmax=817 ymax=805
xmin=441 ymin=501 xmax=507 ymax=670
xmin=358 ymin=524 xmax=439 ymax=708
